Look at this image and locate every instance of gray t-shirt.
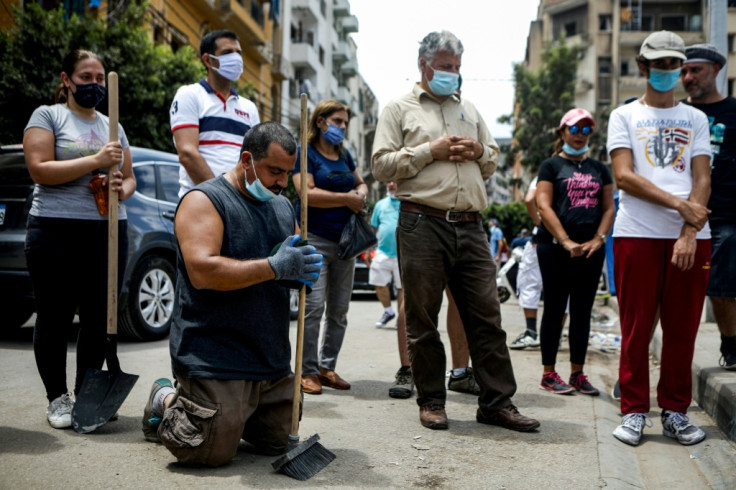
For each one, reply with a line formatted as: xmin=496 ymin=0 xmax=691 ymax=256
xmin=24 ymin=104 xmax=130 ymax=220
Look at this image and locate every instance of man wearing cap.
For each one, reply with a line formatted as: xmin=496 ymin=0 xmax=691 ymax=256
xmin=681 ymin=44 xmax=736 ymax=371
xmin=607 ymin=31 xmax=712 ymax=447
xmin=372 ymin=30 xmax=539 ymax=433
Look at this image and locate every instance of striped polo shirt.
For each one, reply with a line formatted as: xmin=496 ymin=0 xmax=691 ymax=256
xmin=170 ymin=79 xmax=260 ymax=196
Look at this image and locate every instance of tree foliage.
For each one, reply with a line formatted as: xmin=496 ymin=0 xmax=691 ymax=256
xmin=481 ymin=201 xmax=534 ymax=241
xmin=0 ymin=2 xmax=253 ymax=152
xmin=499 ymin=39 xmax=579 ymax=174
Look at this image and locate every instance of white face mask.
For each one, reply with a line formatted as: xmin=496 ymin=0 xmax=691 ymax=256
xmin=210 ymin=52 xmax=243 ymax=81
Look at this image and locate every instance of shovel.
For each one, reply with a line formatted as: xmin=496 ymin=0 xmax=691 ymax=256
xmin=72 ymin=72 xmax=139 ymax=433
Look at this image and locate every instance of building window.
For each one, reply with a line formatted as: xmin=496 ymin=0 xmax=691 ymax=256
xmin=729 ymin=34 xmax=735 ymax=52
xmin=730 ymin=79 xmax=734 ymax=97
xmin=564 ymin=21 xmax=577 ymax=37
xmin=661 ymin=14 xmax=686 ymax=32
xmin=251 ymin=1 xmax=264 ymax=28
xmin=599 ymin=15 xmax=612 ymax=32
xmin=621 ymin=61 xmax=629 ymax=76
xmin=598 ymin=57 xmax=612 ymax=103
xmin=319 ymin=45 xmax=325 ymax=65
xmin=320 ymin=0 xmax=326 ymax=17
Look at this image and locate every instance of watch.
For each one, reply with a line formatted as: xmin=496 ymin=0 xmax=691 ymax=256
xmin=597 ymin=233 xmax=607 ymax=243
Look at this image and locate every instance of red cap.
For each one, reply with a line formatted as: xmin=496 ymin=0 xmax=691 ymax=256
xmin=559 ymin=108 xmax=595 ymax=129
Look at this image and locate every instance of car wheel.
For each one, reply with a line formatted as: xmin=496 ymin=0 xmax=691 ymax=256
xmin=289 ymin=289 xmax=299 ymax=320
xmin=497 ymin=285 xmax=511 ymax=304
xmin=119 ymin=255 xmax=175 ymax=341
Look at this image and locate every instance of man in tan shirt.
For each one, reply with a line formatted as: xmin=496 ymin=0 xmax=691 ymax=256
xmin=371 ymin=30 xmax=539 ymax=433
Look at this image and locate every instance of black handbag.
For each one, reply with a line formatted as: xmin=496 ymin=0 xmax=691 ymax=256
xmin=336 ymin=211 xmax=377 ymax=260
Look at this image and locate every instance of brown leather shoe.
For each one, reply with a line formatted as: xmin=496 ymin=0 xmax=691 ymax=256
xmin=476 ymin=405 xmax=540 ymax=432
xmin=318 ymin=368 xmax=351 ymax=390
xmin=419 ymin=404 xmax=448 ymax=430
xmin=301 ymin=374 xmax=322 ymax=395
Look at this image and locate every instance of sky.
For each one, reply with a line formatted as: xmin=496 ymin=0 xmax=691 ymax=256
xmin=349 ymin=0 xmax=541 ymax=139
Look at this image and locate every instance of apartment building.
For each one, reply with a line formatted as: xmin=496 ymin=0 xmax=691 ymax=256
xmin=282 ymin=0 xmax=378 ymax=190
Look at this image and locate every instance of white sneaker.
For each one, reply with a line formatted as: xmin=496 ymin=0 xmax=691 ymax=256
xmin=509 ymin=332 xmax=540 ymax=350
xmin=47 ymin=393 xmax=74 ymax=429
xmin=612 ymin=412 xmax=652 ymax=446
xmin=661 ymin=410 xmax=706 ymax=445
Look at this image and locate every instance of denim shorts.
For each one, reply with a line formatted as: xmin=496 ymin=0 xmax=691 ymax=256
xmin=708 ymin=222 xmax=736 ymax=297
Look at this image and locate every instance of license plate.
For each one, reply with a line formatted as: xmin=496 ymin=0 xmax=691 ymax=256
xmin=0 ymin=203 xmax=5 ymax=226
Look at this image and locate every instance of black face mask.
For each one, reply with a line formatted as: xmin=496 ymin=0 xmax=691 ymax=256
xmin=70 ymin=81 xmax=106 ymax=108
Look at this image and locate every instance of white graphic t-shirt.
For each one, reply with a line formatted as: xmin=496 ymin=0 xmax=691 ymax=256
xmin=607 ymin=101 xmax=711 ymax=239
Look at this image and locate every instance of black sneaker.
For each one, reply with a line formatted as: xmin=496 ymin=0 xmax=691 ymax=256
xmin=448 ymin=367 xmax=480 ymax=395
xmin=611 ymin=380 xmax=621 ymax=400
xmin=720 ymin=353 xmax=736 ymax=371
xmin=569 ymin=372 xmax=600 ymax=396
xmin=376 ymin=310 xmax=397 ymax=328
xmin=389 ymin=366 xmax=414 ymax=399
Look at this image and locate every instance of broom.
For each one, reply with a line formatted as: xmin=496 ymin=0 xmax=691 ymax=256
xmin=272 ymin=93 xmax=336 ymax=480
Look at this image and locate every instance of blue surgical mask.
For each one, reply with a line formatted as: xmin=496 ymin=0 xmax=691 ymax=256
xmin=245 ymin=163 xmax=277 ymax=202
xmin=210 ymin=52 xmax=244 ymax=81
xmin=321 ymin=123 xmax=345 ymax=145
xmin=648 ymin=67 xmax=681 ymax=92
xmin=563 ymin=142 xmax=589 ymax=156
xmin=427 ymin=66 xmax=459 ymax=96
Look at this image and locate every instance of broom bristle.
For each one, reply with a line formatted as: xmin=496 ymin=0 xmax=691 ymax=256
xmin=272 ymin=434 xmax=335 ymax=480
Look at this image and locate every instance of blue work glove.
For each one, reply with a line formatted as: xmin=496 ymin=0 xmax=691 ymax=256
xmin=267 ymin=235 xmax=323 ymax=287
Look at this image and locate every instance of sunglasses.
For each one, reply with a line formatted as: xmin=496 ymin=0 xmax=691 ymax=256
xmin=568 ymin=125 xmax=592 ymax=135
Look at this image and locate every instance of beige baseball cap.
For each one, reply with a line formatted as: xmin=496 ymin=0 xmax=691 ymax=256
xmin=639 ymin=31 xmax=686 ymax=61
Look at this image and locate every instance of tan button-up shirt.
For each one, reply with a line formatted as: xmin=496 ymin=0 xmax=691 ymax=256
xmin=371 ymin=83 xmax=499 ymax=212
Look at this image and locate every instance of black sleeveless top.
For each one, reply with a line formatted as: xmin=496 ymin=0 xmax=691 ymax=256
xmin=170 ymin=176 xmax=296 ymax=380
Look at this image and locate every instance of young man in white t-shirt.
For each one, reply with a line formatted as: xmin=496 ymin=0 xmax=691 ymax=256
xmin=607 ymin=31 xmax=712 ymax=447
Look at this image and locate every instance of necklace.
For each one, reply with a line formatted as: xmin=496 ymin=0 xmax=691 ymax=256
xmin=640 ymin=96 xmax=677 ymax=109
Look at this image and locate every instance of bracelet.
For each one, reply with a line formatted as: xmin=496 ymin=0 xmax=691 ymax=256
xmin=597 ymin=233 xmax=607 ymax=243
xmin=559 ymin=235 xmax=569 ymax=243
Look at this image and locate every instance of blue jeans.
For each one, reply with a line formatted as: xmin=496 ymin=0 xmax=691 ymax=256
xmin=301 ymin=232 xmax=355 ymax=375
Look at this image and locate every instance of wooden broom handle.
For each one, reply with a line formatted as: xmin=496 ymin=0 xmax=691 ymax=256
xmin=107 ymin=72 xmax=119 ymax=336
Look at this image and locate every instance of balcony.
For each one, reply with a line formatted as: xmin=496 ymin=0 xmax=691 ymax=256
xmin=337 ymin=86 xmax=352 ymax=106
xmin=291 ymin=42 xmax=320 ymax=74
xmin=340 ymin=14 xmax=359 ymax=33
xmin=332 ymin=40 xmax=350 ymax=65
xmin=292 ymin=0 xmax=321 ymax=23
xmin=619 ymin=30 xmax=704 ymax=47
xmin=271 ymin=53 xmax=293 ymax=82
xmin=333 ymin=0 xmax=350 ymax=17
xmin=340 ymin=58 xmax=358 ymax=77
xmin=197 ymin=0 xmax=267 ymax=57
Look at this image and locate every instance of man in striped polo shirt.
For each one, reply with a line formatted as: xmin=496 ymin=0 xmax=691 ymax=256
xmin=170 ymin=29 xmax=260 ymax=197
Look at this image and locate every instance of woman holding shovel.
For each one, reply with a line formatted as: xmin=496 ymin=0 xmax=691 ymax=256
xmin=23 ymin=49 xmax=135 ymax=429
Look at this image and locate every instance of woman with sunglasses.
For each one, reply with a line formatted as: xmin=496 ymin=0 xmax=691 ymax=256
xmin=535 ymin=108 xmax=615 ymax=395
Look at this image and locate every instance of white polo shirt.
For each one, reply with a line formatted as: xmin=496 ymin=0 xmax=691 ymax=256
xmin=170 ymin=79 xmax=260 ymax=196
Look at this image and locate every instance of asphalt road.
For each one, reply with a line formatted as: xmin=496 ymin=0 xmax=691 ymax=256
xmin=1 ymin=295 xmax=734 ymax=489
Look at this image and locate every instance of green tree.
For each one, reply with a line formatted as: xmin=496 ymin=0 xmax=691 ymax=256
xmin=0 ymin=3 xmax=257 ymax=152
xmin=499 ymin=39 xmax=579 ymax=175
xmin=482 ymin=201 xmax=534 ymax=241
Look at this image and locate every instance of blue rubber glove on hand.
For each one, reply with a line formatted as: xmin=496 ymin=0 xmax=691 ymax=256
xmin=267 ymin=235 xmax=322 ymax=287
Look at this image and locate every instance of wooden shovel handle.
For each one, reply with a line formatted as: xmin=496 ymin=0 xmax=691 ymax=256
xmin=107 ymin=72 xmax=119 ymax=336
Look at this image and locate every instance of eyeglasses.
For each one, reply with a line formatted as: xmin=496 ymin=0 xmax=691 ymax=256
xmin=568 ymin=125 xmax=592 ymax=135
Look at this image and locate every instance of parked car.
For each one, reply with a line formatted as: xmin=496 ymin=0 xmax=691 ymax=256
xmin=0 ymin=144 xmax=179 ymax=340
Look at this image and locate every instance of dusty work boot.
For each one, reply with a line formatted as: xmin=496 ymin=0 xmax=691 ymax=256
xmin=419 ymin=404 xmax=448 ymax=430
xmin=388 ymin=366 xmax=414 ymax=399
xmin=476 ymin=405 xmax=540 ymax=432
xmin=447 ymin=367 xmax=480 ymax=395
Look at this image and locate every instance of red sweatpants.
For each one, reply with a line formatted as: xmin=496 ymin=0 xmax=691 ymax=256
xmin=613 ymin=237 xmax=710 ymax=415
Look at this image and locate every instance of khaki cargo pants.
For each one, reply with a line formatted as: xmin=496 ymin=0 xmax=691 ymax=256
xmin=158 ymin=374 xmax=298 ymax=466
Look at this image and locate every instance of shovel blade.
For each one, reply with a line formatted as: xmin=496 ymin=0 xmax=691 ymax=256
xmin=72 ymin=368 xmax=139 ymax=433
